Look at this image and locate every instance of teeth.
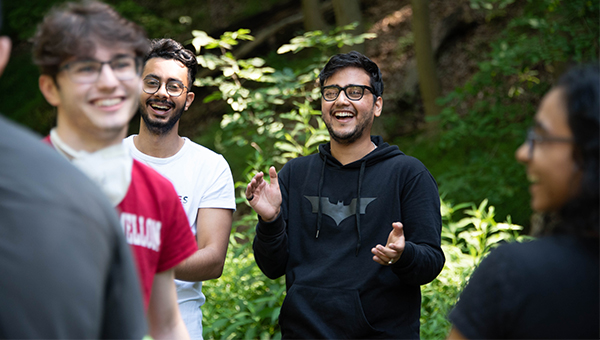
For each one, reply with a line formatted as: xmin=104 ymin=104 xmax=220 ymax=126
xmin=151 ymin=104 xmax=170 ymax=111
xmin=95 ymin=98 xmax=121 ymax=107
xmin=335 ymin=112 xmax=353 ymax=118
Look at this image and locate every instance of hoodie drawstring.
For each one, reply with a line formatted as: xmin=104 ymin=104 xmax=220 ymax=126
xmin=355 ymin=161 xmax=366 ymax=256
xmin=315 ymin=157 xmax=326 ymax=238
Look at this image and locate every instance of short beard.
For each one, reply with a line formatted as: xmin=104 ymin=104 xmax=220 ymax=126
xmin=326 ymin=123 xmax=365 ymax=145
xmin=140 ymin=105 xmax=184 ymax=135
xmin=324 ymin=106 xmax=374 ymax=145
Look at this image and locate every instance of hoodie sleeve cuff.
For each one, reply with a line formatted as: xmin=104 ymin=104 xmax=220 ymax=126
xmin=392 ymin=241 xmax=415 ymax=269
xmin=256 ymin=211 xmax=285 ymax=238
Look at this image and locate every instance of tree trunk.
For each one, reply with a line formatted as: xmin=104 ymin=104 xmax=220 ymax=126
xmin=302 ymin=0 xmax=328 ymax=32
xmin=411 ymin=0 xmax=441 ymax=132
xmin=331 ymin=0 xmax=364 ymax=54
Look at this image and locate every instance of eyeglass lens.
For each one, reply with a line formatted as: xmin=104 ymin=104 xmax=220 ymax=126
xmin=143 ymin=78 xmax=186 ymax=97
xmin=527 ymin=129 xmax=535 ymax=159
xmin=65 ymin=56 xmax=139 ymax=83
xmin=322 ymin=85 xmax=368 ymax=101
xmin=525 ymin=128 xmax=573 ymax=159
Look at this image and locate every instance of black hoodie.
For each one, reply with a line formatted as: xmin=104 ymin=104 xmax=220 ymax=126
xmin=253 ymin=136 xmax=445 ymax=339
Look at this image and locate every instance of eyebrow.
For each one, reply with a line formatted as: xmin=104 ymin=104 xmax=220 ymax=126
xmin=74 ymin=53 xmax=134 ymax=63
xmin=323 ymin=84 xmax=369 ymax=87
xmin=144 ymin=74 xmax=184 ymax=83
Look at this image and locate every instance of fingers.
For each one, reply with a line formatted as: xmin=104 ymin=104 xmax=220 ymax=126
xmin=245 ymin=167 xmax=277 ymax=200
xmin=371 ymin=244 xmax=398 ymax=265
xmin=245 ymin=171 xmax=264 ymax=198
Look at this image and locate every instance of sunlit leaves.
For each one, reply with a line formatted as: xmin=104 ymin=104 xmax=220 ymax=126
xmin=277 ymin=22 xmax=376 ymax=55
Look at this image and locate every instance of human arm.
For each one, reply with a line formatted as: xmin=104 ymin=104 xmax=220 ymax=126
xmin=147 ymin=269 xmax=190 ymax=340
xmin=249 ymin=166 xmax=288 ymax=279
xmin=175 ymin=208 xmax=233 ymax=281
xmin=373 ymin=169 xmax=445 ymax=285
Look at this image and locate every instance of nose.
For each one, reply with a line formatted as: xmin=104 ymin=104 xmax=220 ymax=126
xmin=334 ymin=89 xmax=351 ymax=105
xmin=515 ymin=140 xmax=530 ymax=164
xmin=153 ymin=82 xmax=169 ymax=98
xmin=96 ymin=63 xmax=120 ymax=89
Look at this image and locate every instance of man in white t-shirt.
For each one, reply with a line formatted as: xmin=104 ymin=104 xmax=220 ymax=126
xmin=123 ymin=38 xmax=236 ymax=339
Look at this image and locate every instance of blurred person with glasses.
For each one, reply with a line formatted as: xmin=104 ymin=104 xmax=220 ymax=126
xmin=245 ymin=51 xmax=444 ymax=338
xmin=124 ymin=38 xmax=235 ymax=340
xmin=0 ymin=0 xmax=146 ymax=337
xmin=32 ymin=2 xmax=198 ymax=339
xmin=447 ymin=64 xmax=599 ymax=340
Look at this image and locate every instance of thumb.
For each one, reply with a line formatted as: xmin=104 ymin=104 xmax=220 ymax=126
xmin=269 ymin=166 xmax=278 ymax=185
xmin=392 ymin=222 xmax=404 ymax=235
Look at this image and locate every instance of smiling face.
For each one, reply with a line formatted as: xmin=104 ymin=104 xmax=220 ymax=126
xmin=515 ymin=87 xmax=582 ymax=213
xmin=139 ymin=57 xmax=194 ymax=135
xmin=321 ymin=67 xmax=382 ymax=145
xmin=39 ymin=43 xmax=141 ymax=147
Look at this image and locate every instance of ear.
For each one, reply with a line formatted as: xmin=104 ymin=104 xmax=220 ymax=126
xmin=39 ymin=74 xmax=61 ymax=107
xmin=0 ymin=37 xmax=12 ymax=77
xmin=373 ymin=95 xmax=383 ymax=117
xmin=184 ymin=91 xmax=195 ymax=111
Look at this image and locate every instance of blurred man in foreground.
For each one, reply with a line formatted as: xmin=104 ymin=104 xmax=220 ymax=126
xmin=0 ymin=0 xmax=147 ymax=337
xmin=32 ymin=1 xmax=198 ymax=339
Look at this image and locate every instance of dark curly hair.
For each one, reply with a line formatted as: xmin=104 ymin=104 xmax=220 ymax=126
xmin=145 ymin=38 xmax=198 ymax=88
xmin=32 ymin=0 xmax=149 ymax=78
xmin=546 ymin=63 xmax=599 ymax=237
xmin=318 ymin=51 xmax=384 ymax=98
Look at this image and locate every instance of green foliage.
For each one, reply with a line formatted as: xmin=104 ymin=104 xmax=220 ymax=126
xmin=202 ymin=220 xmax=285 ymax=340
xmin=431 ymin=0 xmax=599 ymax=227
xmin=468 ymin=0 xmax=517 ymax=20
xmin=420 ymin=199 xmax=527 ymax=339
xmin=277 ymin=22 xmax=377 ymax=55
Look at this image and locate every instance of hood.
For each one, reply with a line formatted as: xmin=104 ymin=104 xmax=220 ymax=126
xmin=317 ymin=135 xmax=404 ymax=168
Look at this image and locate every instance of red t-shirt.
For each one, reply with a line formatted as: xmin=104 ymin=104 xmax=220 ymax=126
xmin=118 ymin=160 xmax=197 ymax=307
xmin=43 ymin=137 xmax=197 ymax=308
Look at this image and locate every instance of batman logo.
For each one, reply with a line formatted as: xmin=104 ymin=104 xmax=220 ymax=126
xmin=304 ymin=196 xmax=377 ymax=226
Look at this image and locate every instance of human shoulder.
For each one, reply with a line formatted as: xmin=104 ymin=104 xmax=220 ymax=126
xmin=284 ymin=152 xmax=322 ymax=167
xmin=130 ymin=159 xmax=179 ymax=195
xmin=181 ymin=137 xmax=229 ymax=163
xmin=1 ymin=116 xmax=121 ymax=232
xmin=384 ymin=149 xmax=427 ymax=170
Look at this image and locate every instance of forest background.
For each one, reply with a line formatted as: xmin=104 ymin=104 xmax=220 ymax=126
xmin=1 ymin=0 xmax=597 ymax=339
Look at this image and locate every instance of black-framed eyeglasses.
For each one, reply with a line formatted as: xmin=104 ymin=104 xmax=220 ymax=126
xmin=60 ymin=56 xmax=141 ymax=84
xmin=525 ymin=127 xmax=573 ymax=159
xmin=321 ymin=84 xmax=376 ymax=102
xmin=142 ymin=76 xmax=189 ymax=97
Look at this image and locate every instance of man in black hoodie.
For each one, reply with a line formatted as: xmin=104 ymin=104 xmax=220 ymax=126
xmin=246 ymin=51 xmax=444 ymax=339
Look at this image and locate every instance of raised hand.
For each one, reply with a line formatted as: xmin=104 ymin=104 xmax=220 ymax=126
xmin=371 ymin=222 xmax=405 ymax=266
xmin=245 ymin=166 xmax=282 ymax=222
